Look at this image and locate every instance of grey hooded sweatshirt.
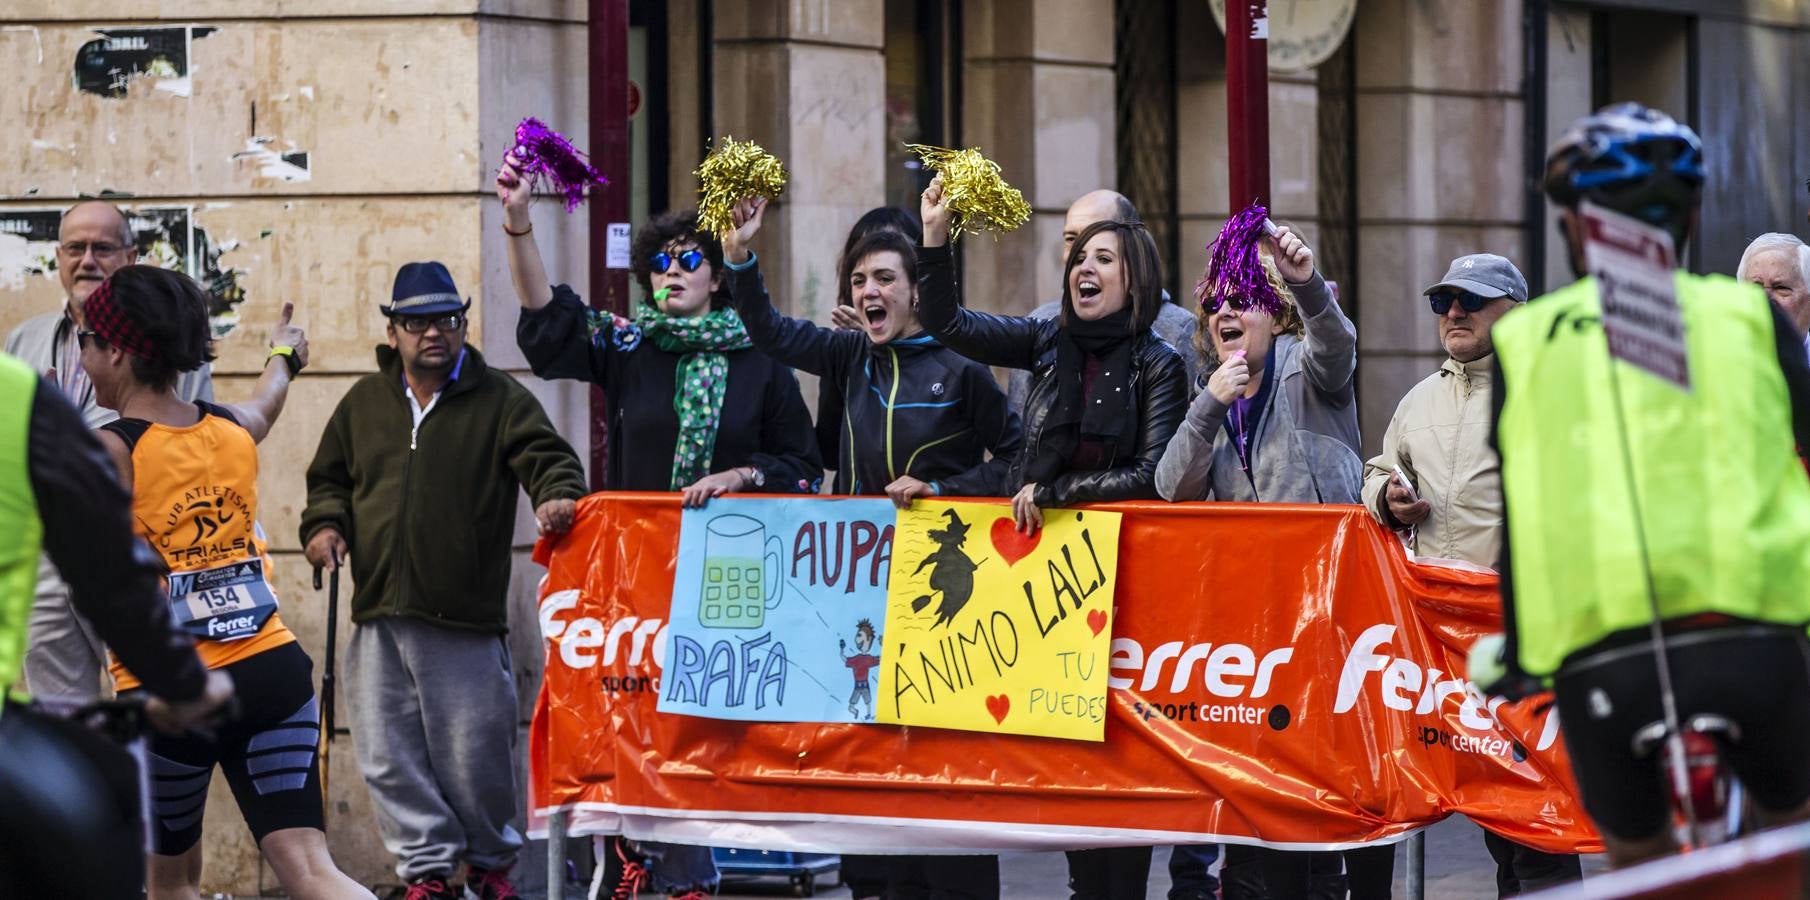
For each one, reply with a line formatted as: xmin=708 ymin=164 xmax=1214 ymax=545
xmin=1154 ymin=272 xmax=1361 ymax=504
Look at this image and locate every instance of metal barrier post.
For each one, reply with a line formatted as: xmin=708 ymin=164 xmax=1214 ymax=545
xmin=1406 ymin=831 xmax=1426 ymax=900
xmin=548 ymin=808 xmax=569 ymax=900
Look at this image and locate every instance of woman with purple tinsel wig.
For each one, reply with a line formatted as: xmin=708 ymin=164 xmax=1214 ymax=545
xmin=1154 ymin=209 xmax=1361 ymax=508
xmin=1154 ymin=212 xmax=1375 ymax=900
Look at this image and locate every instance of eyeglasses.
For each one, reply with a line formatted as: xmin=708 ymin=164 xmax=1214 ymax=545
xmin=58 ymin=241 xmax=127 ymax=259
xmin=1428 ymin=291 xmax=1493 ymax=316
xmin=1205 ymin=295 xmax=1257 ymax=314
xmin=650 ymin=249 xmax=705 ymax=274
xmin=76 ymin=329 xmax=98 ymax=349
xmin=394 ymin=313 xmax=465 ymax=334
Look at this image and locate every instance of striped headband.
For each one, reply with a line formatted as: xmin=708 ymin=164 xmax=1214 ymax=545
xmin=83 ymin=277 xmax=160 ymax=361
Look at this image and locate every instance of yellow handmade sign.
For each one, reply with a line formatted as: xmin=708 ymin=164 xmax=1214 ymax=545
xmin=879 ymin=501 xmax=1122 ymax=741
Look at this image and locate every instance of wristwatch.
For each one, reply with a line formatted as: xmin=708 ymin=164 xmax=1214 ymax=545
xmin=743 ymin=465 xmax=766 ymax=489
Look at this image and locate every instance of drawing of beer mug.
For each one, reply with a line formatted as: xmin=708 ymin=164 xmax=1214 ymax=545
xmin=698 ymin=514 xmax=783 ymax=629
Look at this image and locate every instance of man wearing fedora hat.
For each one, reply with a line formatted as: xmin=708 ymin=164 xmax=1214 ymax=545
xmin=1361 ymin=252 xmax=1581 ymax=895
xmin=301 ymin=261 xmax=588 ymax=900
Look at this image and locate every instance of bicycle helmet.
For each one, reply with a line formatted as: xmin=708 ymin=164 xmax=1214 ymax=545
xmin=1544 ymin=102 xmax=1704 ymax=244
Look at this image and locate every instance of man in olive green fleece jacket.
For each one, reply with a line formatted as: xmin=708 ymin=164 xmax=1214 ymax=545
xmin=299 ymin=261 xmax=586 ymax=898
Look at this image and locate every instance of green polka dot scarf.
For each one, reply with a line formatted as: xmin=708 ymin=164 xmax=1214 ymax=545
xmin=635 ymin=304 xmax=754 ymax=490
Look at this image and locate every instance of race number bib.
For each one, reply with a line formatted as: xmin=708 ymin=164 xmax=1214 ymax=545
xmin=166 ymin=558 xmax=279 ymax=642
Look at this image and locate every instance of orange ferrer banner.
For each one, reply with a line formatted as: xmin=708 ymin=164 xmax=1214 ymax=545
xmin=529 ymin=494 xmax=1602 ymax=855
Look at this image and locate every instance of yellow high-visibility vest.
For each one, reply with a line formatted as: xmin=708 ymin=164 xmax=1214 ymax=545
xmin=0 ymin=353 xmax=44 ymax=694
xmin=1493 ymin=273 xmax=1810 ymax=676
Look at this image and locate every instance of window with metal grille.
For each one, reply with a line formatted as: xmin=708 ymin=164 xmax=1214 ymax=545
xmin=1115 ymin=0 xmax=1181 ymax=301
xmin=885 ymin=0 xmax=960 ymax=215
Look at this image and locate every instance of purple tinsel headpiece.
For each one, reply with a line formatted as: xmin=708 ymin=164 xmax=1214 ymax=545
xmin=511 ymin=117 xmax=608 ymax=212
xmin=1195 ymin=202 xmax=1285 ymax=317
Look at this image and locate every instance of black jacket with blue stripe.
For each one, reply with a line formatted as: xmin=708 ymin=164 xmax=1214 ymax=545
xmin=727 ymin=259 xmax=1021 ymax=498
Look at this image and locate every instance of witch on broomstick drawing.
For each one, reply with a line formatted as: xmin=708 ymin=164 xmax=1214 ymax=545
xmin=910 ymin=508 xmax=985 ymax=628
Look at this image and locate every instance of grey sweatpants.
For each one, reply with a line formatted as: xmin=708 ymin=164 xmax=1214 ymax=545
xmin=348 ymin=615 xmax=523 ymax=881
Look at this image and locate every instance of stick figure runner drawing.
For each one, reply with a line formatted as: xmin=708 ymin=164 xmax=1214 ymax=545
xmin=839 ymin=619 xmax=881 ymax=719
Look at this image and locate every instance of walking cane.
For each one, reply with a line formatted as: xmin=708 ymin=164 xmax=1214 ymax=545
xmin=312 ymin=547 xmax=341 ymax=803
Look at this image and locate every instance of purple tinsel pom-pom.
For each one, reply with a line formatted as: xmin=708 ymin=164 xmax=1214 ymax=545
xmin=1195 ymin=202 xmax=1284 ymax=317
xmin=512 ymin=117 xmax=608 ymax=212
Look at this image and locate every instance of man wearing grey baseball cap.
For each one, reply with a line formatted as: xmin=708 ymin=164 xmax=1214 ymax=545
xmin=1360 ymin=252 xmax=1581 ymax=894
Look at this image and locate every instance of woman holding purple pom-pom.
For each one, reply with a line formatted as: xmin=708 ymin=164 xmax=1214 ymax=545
xmin=496 ymin=150 xmax=823 ymax=900
xmin=1154 ymin=215 xmax=1372 ymax=899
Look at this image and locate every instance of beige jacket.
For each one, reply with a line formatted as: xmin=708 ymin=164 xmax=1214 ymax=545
xmin=1360 ymin=354 xmax=1502 ymax=567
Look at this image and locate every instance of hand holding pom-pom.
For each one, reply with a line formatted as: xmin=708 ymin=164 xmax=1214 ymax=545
xmin=695 ymin=137 xmax=788 ymax=237
xmin=905 ymin=144 xmax=1030 ymax=242
xmin=1268 ymin=223 xmax=1314 ymax=284
xmin=720 ymin=196 xmax=769 ymax=264
xmin=921 ymin=174 xmax=952 ymax=247
xmin=508 ymin=117 xmax=608 ymax=213
xmin=495 ymin=150 xmax=535 ymax=233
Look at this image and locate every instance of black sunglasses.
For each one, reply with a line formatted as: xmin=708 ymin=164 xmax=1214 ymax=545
xmin=76 ymin=329 xmax=98 ymax=349
xmin=650 ymin=249 xmax=705 ymax=274
xmin=1428 ymin=291 xmax=1493 ymax=316
xmin=394 ymin=313 xmax=465 ymax=334
xmin=1205 ymin=295 xmax=1257 ymax=314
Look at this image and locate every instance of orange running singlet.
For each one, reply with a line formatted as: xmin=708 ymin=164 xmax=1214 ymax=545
xmin=109 ymin=407 xmax=294 ymax=691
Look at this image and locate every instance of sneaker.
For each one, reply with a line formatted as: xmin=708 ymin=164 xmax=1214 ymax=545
xmin=612 ymin=839 xmax=651 ymax=900
xmin=466 ymin=864 xmax=522 ymax=900
xmin=404 ymin=876 xmax=460 ymax=900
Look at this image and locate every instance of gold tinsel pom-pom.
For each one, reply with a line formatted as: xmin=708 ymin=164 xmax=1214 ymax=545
xmin=694 ymin=136 xmax=788 ymax=236
xmin=905 ymin=143 xmax=1032 ymax=241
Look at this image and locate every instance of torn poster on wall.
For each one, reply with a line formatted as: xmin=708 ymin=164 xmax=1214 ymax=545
xmin=231 ymin=138 xmax=311 ymax=183
xmin=0 ymin=205 xmax=246 ymax=336
xmin=73 ymin=26 xmax=216 ymax=99
xmin=0 ymin=211 xmax=64 ymax=292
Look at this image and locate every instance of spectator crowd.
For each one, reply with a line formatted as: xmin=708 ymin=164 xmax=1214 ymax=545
xmin=5 ymin=100 xmax=1810 ymax=900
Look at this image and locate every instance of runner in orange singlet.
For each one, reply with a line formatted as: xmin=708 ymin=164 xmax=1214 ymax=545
xmin=80 ymin=265 xmax=372 ymax=900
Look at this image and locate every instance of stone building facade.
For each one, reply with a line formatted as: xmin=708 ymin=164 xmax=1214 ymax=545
xmin=2 ymin=0 xmax=1806 ymax=892
xmin=637 ymin=0 xmax=1810 ymax=452
xmin=0 ymin=2 xmax=594 ymax=892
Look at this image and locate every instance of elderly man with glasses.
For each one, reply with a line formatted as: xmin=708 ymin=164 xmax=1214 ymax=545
xmin=1 ymin=200 xmax=215 ymax=703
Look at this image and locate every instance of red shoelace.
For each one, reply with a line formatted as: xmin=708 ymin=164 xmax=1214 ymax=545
xmin=469 ymin=866 xmax=521 ymax=900
xmin=612 ymin=839 xmax=651 ymax=900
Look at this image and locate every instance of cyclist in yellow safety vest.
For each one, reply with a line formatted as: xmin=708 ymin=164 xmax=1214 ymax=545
xmin=0 ymin=351 xmax=232 ymax=897
xmin=1474 ymin=103 xmax=1810 ymax=867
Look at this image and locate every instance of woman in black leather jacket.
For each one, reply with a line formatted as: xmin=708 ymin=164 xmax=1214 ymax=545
xmin=914 ymin=175 xmax=1188 ymax=535
xmin=913 ymin=174 xmax=1187 ymax=900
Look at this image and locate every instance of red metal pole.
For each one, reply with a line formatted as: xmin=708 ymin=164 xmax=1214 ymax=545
xmin=1226 ymin=0 xmax=1271 ymax=212
xmin=588 ymin=0 xmax=630 ymax=490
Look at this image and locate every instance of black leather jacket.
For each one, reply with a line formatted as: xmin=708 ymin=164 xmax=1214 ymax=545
xmin=915 ymin=245 xmax=1188 ymax=507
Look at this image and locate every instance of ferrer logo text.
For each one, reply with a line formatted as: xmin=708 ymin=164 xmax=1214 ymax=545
xmin=1335 ymin=623 xmax=1561 ymax=756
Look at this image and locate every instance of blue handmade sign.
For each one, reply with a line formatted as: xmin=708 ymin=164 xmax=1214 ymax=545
xmin=657 ymin=497 xmax=896 ymax=723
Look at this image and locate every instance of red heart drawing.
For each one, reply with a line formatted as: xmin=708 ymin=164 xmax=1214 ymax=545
xmin=989 ymin=517 xmax=1041 ymax=567
xmin=985 ymin=693 xmax=1011 ymax=725
xmin=1087 ymin=608 xmax=1107 ymax=636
